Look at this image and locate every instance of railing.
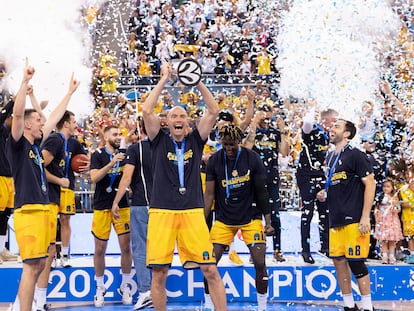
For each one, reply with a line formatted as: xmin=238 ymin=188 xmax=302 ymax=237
xmin=74 ymin=166 xmax=302 ymax=213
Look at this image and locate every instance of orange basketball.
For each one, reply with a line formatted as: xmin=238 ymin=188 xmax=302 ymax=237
xmin=70 ymin=153 xmax=89 ymax=173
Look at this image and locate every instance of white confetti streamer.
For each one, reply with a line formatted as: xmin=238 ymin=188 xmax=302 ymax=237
xmin=276 ymin=0 xmax=400 ymax=122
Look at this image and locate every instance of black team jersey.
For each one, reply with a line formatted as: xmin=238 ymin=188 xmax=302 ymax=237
xmin=149 ymin=128 xmax=204 ymax=210
xmin=297 ymin=126 xmax=330 ymax=177
xmin=6 ymin=135 xmax=49 ymax=208
xmin=206 ymin=147 xmax=266 ymax=225
xmin=125 ymin=139 xmax=153 ymax=206
xmin=325 ymin=145 xmax=373 ymax=228
xmin=41 ymin=132 xmax=66 ymax=205
xmin=252 ymin=127 xmax=281 ymax=183
xmin=90 ymin=147 xmax=128 ymax=210
xmin=0 ymin=100 xmax=13 ymax=177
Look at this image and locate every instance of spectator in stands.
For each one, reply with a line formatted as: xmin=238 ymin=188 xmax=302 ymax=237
xmin=137 ymin=53 xmax=152 ymax=85
xmin=142 ymin=61 xmax=227 ymax=311
xmin=398 ymin=164 xmax=414 ymax=264
xmin=256 ymin=46 xmax=273 ymax=74
xmin=100 ymin=59 xmax=119 ymax=95
xmin=113 ymin=94 xmax=134 ymax=120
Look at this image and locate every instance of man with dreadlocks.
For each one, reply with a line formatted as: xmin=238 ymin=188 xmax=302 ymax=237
xmin=204 ymin=124 xmax=274 ymax=311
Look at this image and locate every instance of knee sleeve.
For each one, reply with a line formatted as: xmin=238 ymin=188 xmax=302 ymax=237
xmin=348 ymin=260 xmax=368 ymax=279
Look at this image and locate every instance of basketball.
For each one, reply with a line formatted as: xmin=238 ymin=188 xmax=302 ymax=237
xmin=177 ymin=58 xmax=202 ymax=86
xmin=70 ymin=153 xmax=89 ymax=173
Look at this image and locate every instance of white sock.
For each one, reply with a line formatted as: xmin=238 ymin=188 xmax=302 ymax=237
xmin=35 ymin=286 xmax=47 ymax=308
xmin=0 ymin=235 xmax=6 ymax=251
xmin=360 ymin=294 xmax=373 ymax=311
xmin=12 ymin=295 xmax=20 ymax=311
xmin=257 ymin=292 xmax=267 ymax=310
xmin=204 ymin=293 xmax=214 ymax=308
xmin=121 ymin=272 xmax=133 ymax=288
xmin=95 ymin=275 xmax=105 ymax=289
xmin=342 ymin=293 xmax=355 ymax=308
xmin=61 ymin=246 xmax=69 ymax=256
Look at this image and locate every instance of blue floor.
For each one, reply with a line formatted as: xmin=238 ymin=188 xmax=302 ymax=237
xmin=54 ymin=302 xmax=387 ymax=310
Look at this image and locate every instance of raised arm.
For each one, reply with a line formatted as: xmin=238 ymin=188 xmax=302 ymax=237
xmin=142 ymin=62 xmax=171 ymax=140
xmin=239 ymin=88 xmax=255 ymax=132
xmin=11 ymin=58 xmax=35 ymax=141
xmin=196 ymin=82 xmax=219 ymax=140
xmin=27 ymin=85 xmax=46 ymax=123
xmin=42 ymin=73 xmax=80 ymax=140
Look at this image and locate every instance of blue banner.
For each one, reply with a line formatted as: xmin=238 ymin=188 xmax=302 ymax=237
xmin=1 ymin=265 xmax=413 ymax=302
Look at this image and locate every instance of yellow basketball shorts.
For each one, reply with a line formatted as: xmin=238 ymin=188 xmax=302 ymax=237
xmin=49 ymin=203 xmax=59 ymax=243
xmin=210 ymin=219 xmax=266 ymax=247
xmin=329 ymin=223 xmax=370 ymax=259
xmin=92 ymin=208 xmax=130 ymax=240
xmin=14 ymin=204 xmax=51 ymax=261
xmin=0 ymin=176 xmax=14 ymax=211
xmin=147 ymin=208 xmax=216 ymax=269
xmin=59 ymin=188 xmax=76 ymax=215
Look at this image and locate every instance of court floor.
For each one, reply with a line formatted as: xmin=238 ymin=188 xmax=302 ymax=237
xmin=1 ymin=301 xmax=413 ymax=311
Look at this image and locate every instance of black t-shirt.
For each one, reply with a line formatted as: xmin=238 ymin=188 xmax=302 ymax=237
xmin=374 ymin=119 xmax=405 ymax=156
xmin=206 ymin=147 xmax=266 ymax=225
xmin=0 ymin=100 xmax=13 ymax=177
xmin=252 ymin=127 xmax=281 ymax=183
xmin=326 ymin=145 xmax=373 ymax=228
xmin=125 ymin=139 xmax=153 ymax=206
xmin=6 ymin=135 xmax=50 ymax=208
xmin=149 ymin=128 xmax=205 ymax=210
xmin=90 ymin=147 xmax=128 ymax=210
xmin=41 ymin=132 xmax=66 ymax=205
xmin=297 ymin=126 xmax=329 ymax=177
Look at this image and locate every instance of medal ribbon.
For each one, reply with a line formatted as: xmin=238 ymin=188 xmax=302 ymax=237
xmin=224 ymin=147 xmax=241 ymax=200
xmin=105 ymin=147 xmax=120 ymax=191
xmin=33 ymin=144 xmax=47 ymax=192
xmin=325 ymin=149 xmax=343 ymax=191
xmin=171 ymin=138 xmax=186 ymax=192
xmin=59 ymin=132 xmax=70 ymax=178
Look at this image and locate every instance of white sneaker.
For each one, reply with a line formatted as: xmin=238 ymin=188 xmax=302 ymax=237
xmin=203 ymin=293 xmax=214 ymax=311
xmin=60 ymin=255 xmax=71 ymax=268
xmin=134 ymin=290 xmax=153 ymax=310
xmin=94 ymin=286 xmax=106 ymax=307
xmin=118 ymin=284 xmax=133 ymax=305
xmin=35 ymin=303 xmax=51 ymax=311
xmin=0 ymin=248 xmax=19 ymax=261
xmin=51 ymin=257 xmax=57 ymax=269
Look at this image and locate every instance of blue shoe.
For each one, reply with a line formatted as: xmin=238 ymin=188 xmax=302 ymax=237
xmin=405 ymin=254 xmax=414 ymax=264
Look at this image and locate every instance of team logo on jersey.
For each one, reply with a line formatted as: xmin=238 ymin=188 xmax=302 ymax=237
xmin=202 ymin=251 xmax=210 ymax=260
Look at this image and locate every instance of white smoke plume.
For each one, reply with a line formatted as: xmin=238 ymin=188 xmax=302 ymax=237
xmin=276 ymin=0 xmax=400 ymax=122
xmin=0 ymin=0 xmax=105 ymax=119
